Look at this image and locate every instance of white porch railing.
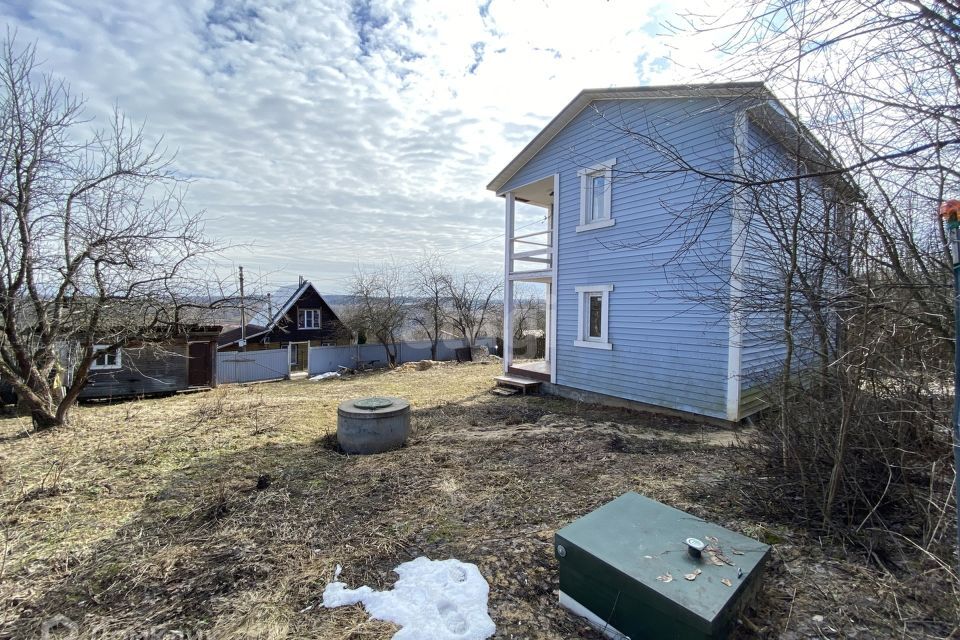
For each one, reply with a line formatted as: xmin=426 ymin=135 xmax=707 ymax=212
xmin=511 ymin=228 xmax=554 ymax=272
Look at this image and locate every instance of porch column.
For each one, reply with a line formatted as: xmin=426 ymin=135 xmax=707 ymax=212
xmin=544 ymin=201 xmax=555 ymax=369
xmin=544 ymin=282 xmax=551 ymax=364
xmin=503 ymin=192 xmax=515 ymax=373
xmin=549 ymin=176 xmax=560 ymax=383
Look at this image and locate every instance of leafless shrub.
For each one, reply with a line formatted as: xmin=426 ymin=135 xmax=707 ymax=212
xmin=654 ymin=0 xmax=960 ymax=575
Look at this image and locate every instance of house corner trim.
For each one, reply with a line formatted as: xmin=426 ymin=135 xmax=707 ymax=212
xmin=726 ymin=111 xmax=748 ymax=422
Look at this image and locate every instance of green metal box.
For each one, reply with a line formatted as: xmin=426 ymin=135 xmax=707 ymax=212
xmin=555 ymin=492 xmax=770 ymax=639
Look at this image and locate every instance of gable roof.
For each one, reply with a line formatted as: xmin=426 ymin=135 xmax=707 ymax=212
xmin=486 ymin=81 xmax=857 ymax=198
xmin=217 ymin=281 xmax=347 ymax=347
xmin=487 ymin=82 xmax=768 ymax=194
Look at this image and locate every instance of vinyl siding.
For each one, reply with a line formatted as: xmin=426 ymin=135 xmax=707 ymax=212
xmin=503 ymin=98 xmax=739 ymax=419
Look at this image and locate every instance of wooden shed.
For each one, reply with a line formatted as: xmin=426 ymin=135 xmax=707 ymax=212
xmin=78 ymin=326 xmax=221 ymax=400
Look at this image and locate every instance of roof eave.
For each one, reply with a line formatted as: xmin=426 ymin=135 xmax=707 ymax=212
xmin=265 ymin=281 xmax=311 ymax=332
xmin=487 ymin=82 xmax=771 ymax=195
xmin=743 ymin=99 xmax=864 ymax=201
xmin=263 ymin=281 xmax=349 ymax=336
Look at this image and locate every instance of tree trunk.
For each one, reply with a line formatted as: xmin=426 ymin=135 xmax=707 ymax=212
xmin=381 ymin=341 xmax=397 ymax=367
xmin=823 ymin=381 xmax=852 ymax=527
xmin=11 ymin=377 xmax=67 ymax=430
xmin=31 ymin=407 xmax=63 ymax=430
xmin=432 ymin=308 xmax=440 ymax=360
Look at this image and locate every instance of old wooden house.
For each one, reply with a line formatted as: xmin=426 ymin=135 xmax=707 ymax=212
xmin=78 ymin=326 xmax=221 ymax=400
xmin=217 ymin=280 xmax=352 ymax=374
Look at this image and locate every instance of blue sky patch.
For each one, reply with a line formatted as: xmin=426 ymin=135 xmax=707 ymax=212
xmin=351 ymin=0 xmax=390 ymax=56
xmin=469 ymin=41 xmax=485 ymax=74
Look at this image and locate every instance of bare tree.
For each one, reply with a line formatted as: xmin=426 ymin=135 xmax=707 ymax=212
xmin=345 ymin=261 xmax=407 ymax=367
xmin=511 ymin=283 xmax=545 ymax=341
xmin=0 ymin=35 xmax=224 ymax=429
xmin=443 ymin=271 xmax=502 ymax=347
xmin=632 ymin=0 xmax=960 ymax=567
xmin=509 ymin=282 xmax=546 ymax=359
xmin=408 ymin=252 xmax=448 ymax=360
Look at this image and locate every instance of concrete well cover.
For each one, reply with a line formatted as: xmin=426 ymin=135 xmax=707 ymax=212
xmin=353 ymin=397 xmax=395 ymax=410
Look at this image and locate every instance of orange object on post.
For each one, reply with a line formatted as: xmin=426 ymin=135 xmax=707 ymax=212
xmin=940 ymin=200 xmax=960 ymax=220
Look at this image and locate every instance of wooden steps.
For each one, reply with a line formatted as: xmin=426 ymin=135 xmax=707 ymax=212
xmin=491 ymin=386 xmax=519 ymax=397
xmin=494 ymin=374 xmax=542 ymax=395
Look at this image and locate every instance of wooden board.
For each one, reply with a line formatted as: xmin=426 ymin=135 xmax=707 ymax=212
xmin=495 ymin=374 xmax=541 ymax=394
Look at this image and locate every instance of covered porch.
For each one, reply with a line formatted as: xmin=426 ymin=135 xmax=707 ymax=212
xmin=502 ymin=174 xmax=557 ymax=384
xmin=508 ymin=358 xmax=550 ymax=381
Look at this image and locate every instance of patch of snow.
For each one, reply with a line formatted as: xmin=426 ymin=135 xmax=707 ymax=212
xmin=323 ymin=556 xmax=496 ymax=640
xmin=310 ymin=371 xmax=340 ymax=381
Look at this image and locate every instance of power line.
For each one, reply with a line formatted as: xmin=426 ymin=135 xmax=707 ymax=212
xmin=438 ymin=215 xmax=548 ymax=257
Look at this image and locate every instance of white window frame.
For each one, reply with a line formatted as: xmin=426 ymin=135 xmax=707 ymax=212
xmin=90 ymin=344 xmax=122 ymax=370
xmin=574 ymin=284 xmax=613 ymax=350
xmin=298 ymin=308 xmax=321 ymax=329
xmin=576 ymin=158 xmax=616 ymax=233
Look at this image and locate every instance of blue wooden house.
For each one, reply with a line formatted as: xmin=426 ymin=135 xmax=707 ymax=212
xmin=488 ymin=82 xmax=851 ymax=423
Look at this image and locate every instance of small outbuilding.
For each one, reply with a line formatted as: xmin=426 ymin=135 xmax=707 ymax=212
xmin=77 ymin=326 xmax=221 ymax=400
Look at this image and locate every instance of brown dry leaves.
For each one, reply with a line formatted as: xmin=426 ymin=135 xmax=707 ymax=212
xmin=0 ymin=362 xmax=743 ymax=639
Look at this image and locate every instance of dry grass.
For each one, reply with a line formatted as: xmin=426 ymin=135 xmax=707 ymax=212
xmin=0 ymin=362 xmax=955 ymax=639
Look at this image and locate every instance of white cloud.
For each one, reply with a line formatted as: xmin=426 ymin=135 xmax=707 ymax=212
xmin=1 ymin=0 xmax=731 ymax=292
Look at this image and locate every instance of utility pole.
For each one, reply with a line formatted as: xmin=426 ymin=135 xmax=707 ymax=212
xmin=239 ymin=265 xmax=246 ymax=352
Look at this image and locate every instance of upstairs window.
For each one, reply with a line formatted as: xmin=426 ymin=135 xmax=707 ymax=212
xmin=577 ymin=159 xmax=616 ymax=232
xmin=298 ymin=308 xmax=321 ymax=329
xmin=91 ymin=345 xmax=122 ymax=369
xmin=574 ymin=285 xmax=613 ymax=349
xmin=587 ymin=174 xmax=606 ymax=223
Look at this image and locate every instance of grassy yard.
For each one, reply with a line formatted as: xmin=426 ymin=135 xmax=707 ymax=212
xmin=0 ymin=362 xmax=955 ymax=639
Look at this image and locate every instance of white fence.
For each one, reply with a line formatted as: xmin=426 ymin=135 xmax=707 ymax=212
xmin=215 ymin=337 xmax=498 ymax=385
xmin=216 ymin=349 xmax=290 ymax=384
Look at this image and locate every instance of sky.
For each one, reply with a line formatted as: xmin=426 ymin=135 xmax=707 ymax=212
xmin=1 ymin=0 xmax=733 ymax=294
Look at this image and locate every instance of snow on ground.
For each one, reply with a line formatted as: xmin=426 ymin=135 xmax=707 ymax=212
xmin=323 ymin=556 xmax=496 ymax=639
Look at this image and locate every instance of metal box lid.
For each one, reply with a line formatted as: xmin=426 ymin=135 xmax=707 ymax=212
xmin=555 ymin=492 xmax=770 ymax=635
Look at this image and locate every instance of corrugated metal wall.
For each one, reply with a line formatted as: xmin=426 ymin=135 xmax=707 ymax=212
xmin=216 ymin=338 xmax=497 ymax=384
xmin=307 ymin=338 xmax=497 ymax=375
xmin=216 ymin=349 xmax=290 ymax=384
